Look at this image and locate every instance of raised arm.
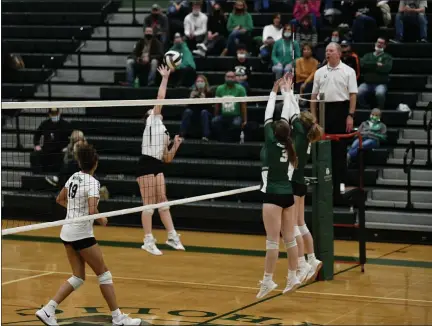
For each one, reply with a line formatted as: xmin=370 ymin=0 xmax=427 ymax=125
xmin=264 ymin=79 xmax=282 ymax=125
xmin=280 ymin=75 xmax=299 ymax=124
xmin=153 ymin=65 xmax=171 ymax=116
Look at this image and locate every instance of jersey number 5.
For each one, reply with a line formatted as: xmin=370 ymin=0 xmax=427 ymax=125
xmin=280 ymin=149 xmax=288 ymax=162
xmin=68 ymin=182 xmax=78 ymax=199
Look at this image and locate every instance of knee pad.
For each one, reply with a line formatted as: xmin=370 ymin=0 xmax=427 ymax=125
xmin=98 ymin=271 xmax=113 ymax=285
xmin=158 ymin=205 xmax=170 ymax=212
xmin=266 ymin=239 xmax=279 ymax=250
xmin=284 ymin=239 xmax=297 ymax=249
xmin=298 ymin=224 xmax=310 ymax=236
xmin=294 ymin=226 xmax=301 ymax=238
xmin=67 ymin=275 xmax=84 ymax=290
xmin=143 ymin=209 xmax=154 ymax=215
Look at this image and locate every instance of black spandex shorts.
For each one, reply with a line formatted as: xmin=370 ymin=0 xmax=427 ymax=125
xmin=135 ymin=155 xmax=164 ymax=178
xmin=292 ymin=182 xmax=307 ymax=197
xmin=262 ymin=192 xmax=295 ymax=209
xmin=62 ymin=237 xmax=97 ymax=251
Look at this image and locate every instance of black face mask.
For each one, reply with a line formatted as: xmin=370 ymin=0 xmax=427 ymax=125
xmin=151 ymin=13 xmax=159 ymax=18
xmin=145 ymin=34 xmax=153 ymax=40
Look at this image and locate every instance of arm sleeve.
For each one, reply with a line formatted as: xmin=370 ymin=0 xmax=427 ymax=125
xmin=88 ymin=179 xmax=100 ymax=198
xmin=184 ymin=16 xmax=191 ymax=36
xmin=262 ymin=25 xmax=270 ymax=40
xmin=294 ymin=41 xmax=301 ymax=59
xmin=281 ymin=89 xmax=300 ymax=124
xmin=348 ymin=68 xmax=358 ymax=93
xmin=227 ymin=14 xmax=235 ymax=32
xmin=245 ymin=13 xmax=254 ymax=31
xmin=271 ymin=42 xmax=280 ymax=65
xmin=377 ymin=55 xmax=393 ymax=73
xmin=264 ymin=91 xmax=277 ymax=125
xmin=312 ymin=71 xmax=320 ymax=94
xmin=195 ymin=15 xmax=208 ymax=36
xmin=33 ymin=121 xmax=44 ymax=146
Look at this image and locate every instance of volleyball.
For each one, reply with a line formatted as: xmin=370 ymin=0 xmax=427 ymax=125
xmin=164 ymin=50 xmax=182 ymax=70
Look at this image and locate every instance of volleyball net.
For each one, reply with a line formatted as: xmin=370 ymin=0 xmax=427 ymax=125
xmin=1 ymin=94 xmax=367 ymax=272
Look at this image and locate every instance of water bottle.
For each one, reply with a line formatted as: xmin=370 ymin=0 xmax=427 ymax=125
xmin=133 ymin=77 xmax=140 ymax=88
xmin=239 ymin=131 xmax=245 ymax=144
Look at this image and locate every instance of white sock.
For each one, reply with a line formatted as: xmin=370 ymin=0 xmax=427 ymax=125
xmin=263 ymin=272 xmax=273 ymax=282
xmin=298 ymin=256 xmax=306 ymax=265
xmin=168 ymin=230 xmax=177 ymax=238
xmin=144 ymin=233 xmax=153 ymax=240
xmin=112 ymin=308 xmax=121 ymax=318
xmin=307 ymin=253 xmax=316 ymax=261
xmin=44 ymin=300 xmax=58 ymax=313
xmin=288 ymin=269 xmax=296 ymax=279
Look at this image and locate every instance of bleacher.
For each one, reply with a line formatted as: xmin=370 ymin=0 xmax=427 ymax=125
xmin=2 ymin=0 xmax=431 ymax=241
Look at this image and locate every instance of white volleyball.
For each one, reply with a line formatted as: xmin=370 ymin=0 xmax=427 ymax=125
xmin=164 ymin=50 xmax=182 ymax=70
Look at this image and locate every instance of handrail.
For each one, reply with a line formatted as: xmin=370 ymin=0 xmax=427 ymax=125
xmin=403 ymin=141 xmax=416 ymax=210
xmin=424 ymin=104 xmax=432 ymax=167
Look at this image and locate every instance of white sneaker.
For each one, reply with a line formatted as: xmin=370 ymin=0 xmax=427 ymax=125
xmin=340 ymin=183 xmax=345 ymax=194
xmin=306 ymin=258 xmax=323 ymax=283
xmin=256 ymin=279 xmax=278 ymax=299
xmin=282 ymin=276 xmax=301 ymax=294
xmin=141 ymin=237 xmax=163 ymax=255
xmin=166 ymin=234 xmax=185 ymax=251
xmin=112 ymin=313 xmax=142 ymax=325
xmin=297 ymin=262 xmax=312 ymax=284
xmin=36 ymin=308 xmax=58 ymax=326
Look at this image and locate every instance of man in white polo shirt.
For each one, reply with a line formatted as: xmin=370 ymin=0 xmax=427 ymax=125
xmin=310 ymin=42 xmax=358 ymax=203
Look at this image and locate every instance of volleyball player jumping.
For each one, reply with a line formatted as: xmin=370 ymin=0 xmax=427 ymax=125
xmin=36 ymin=144 xmax=142 ymax=326
xmin=257 ymin=76 xmax=301 ymax=299
xmin=283 ymin=84 xmax=324 ymax=284
xmin=137 ymin=65 xmax=184 ymax=256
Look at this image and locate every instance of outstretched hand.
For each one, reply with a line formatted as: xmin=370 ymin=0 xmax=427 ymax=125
xmin=157 ymin=65 xmax=171 ymax=78
xmin=272 ymin=78 xmax=284 ymax=93
xmin=283 ymin=72 xmax=293 ymax=91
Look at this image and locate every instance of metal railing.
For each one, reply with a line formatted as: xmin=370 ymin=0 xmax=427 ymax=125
xmin=403 ymin=141 xmax=416 ymax=210
xmin=424 ymin=105 xmax=432 ymax=167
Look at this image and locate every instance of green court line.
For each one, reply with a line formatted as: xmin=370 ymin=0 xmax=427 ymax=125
xmin=4 ymin=234 xmax=432 ymax=269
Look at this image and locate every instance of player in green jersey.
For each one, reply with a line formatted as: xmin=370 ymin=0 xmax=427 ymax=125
xmin=283 ymin=86 xmax=324 ymax=285
xmin=257 ymin=75 xmax=301 ymax=299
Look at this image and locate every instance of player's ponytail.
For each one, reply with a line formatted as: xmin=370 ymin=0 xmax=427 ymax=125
xmin=274 ymin=121 xmax=298 ymax=168
xmin=284 ymin=136 xmax=298 ymax=168
xmin=299 ymin=111 xmax=324 ymax=143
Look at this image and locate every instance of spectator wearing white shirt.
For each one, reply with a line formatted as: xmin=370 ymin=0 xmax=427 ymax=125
xmin=259 ymin=13 xmax=282 ymax=64
xmin=184 ymin=2 xmax=208 ymax=52
xmin=311 ymin=42 xmax=358 ymax=201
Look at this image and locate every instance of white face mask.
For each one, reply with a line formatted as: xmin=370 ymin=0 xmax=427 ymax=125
xmin=331 ymin=37 xmax=339 ymax=43
xmin=193 ymin=10 xmax=200 ymax=15
xmin=237 ymin=53 xmax=246 ymax=59
xmin=375 ymin=46 xmax=384 ymax=53
xmin=51 ymin=115 xmax=60 ymax=122
xmin=283 ymin=32 xmax=292 ymax=38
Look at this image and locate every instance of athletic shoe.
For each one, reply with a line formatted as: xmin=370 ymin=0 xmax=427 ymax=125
xmin=36 ymin=308 xmax=58 ymax=326
xmin=297 ymin=262 xmax=312 ymax=284
xmin=282 ymin=276 xmax=301 ymax=294
xmin=112 ymin=313 xmax=142 ymax=325
xmin=256 ymin=279 xmax=278 ymax=299
xmin=306 ymin=259 xmax=323 ymax=283
xmin=166 ymin=234 xmax=185 ymax=251
xmin=141 ymin=237 xmax=163 ymax=256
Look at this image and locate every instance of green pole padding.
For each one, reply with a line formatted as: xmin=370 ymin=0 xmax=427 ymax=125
xmin=311 ymin=140 xmax=334 ymax=280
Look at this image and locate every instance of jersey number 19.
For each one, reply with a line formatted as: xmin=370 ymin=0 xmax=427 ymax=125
xmin=68 ymin=182 xmax=78 ymax=199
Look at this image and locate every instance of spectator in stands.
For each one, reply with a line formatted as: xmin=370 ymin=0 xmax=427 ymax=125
xmin=184 ymin=2 xmax=208 ymax=52
xmin=144 ymin=4 xmax=169 ymax=45
xmin=254 ymin=0 xmax=269 ymax=12
xmin=180 ymin=75 xmax=212 ymax=141
xmin=271 ymin=24 xmax=301 ymax=80
xmin=212 ymin=71 xmax=247 ymax=141
xmin=317 ymin=29 xmax=342 ymax=63
xmin=341 ymin=40 xmax=360 ymax=80
xmin=391 ymin=0 xmax=428 ymax=43
xmin=167 ymin=0 xmax=190 ymax=41
xmin=193 ymin=2 xmax=227 ymax=57
xmin=358 ymin=38 xmax=393 ymax=110
xmin=292 ymin=0 xmax=321 ymax=27
xmin=295 ymin=15 xmax=318 ymax=48
xmin=295 ymin=43 xmax=318 ymax=95
xmin=125 ymin=27 xmax=163 ymax=87
xmin=169 ymin=33 xmax=197 ymax=87
xmin=223 ymin=0 xmax=254 ymax=56
xmin=347 ymin=108 xmax=387 ymax=164
xmin=31 ymin=108 xmax=71 ymax=175
xmin=258 ymin=13 xmax=282 ymax=64
xmin=233 ymin=44 xmax=253 ymax=91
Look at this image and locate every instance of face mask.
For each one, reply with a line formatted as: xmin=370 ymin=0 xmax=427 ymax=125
xmin=375 ymin=46 xmax=384 ymax=53
xmin=151 ymin=13 xmax=159 ymax=18
xmin=235 ymin=7 xmax=243 ymax=11
xmin=283 ymin=32 xmax=292 ymax=38
xmin=193 ymin=10 xmax=200 ymax=15
xmin=237 ymin=53 xmax=246 ymax=59
xmin=51 ymin=116 xmax=60 ymax=122
xmin=331 ymin=37 xmax=339 ymax=43
xmin=196 ymin=81 xmax=205 ymax=89
xmin=145 ymin=34 xmax=153 ymax=40
xmin=225 ymin=79 xmax=235 ymax=86
xmin=370 ymin=115 xmax=380 ymax=121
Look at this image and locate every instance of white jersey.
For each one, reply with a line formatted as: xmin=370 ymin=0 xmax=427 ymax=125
xmin=60 ymin=171 xmax=100 ymax=242
xmin=141 ymin=114 xmax=169 ymax=160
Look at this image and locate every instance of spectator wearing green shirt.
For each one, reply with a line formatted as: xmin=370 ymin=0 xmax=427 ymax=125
xmin=222 ymin=0 xmax=254 ymax=56
xmin=169 ymin=33 xmax=197 ymax=87
xmin=272 ymin=25 xmax=301 ymax=80
xmin=211 ymin=71 xmax=247 ymax=141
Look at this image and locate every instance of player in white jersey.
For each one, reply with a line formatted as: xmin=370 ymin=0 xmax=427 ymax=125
xmin=36 ymin=144 xmax=141 ymax=326
xmin=136 ymin=65 xmax=184 ymax=256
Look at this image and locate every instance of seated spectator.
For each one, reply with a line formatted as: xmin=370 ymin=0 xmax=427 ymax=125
xmin=358 ymin=38 xmax=393 ymax=110
xmin=347 ymin=108 xmax=387 ymax=163
xmin=144 ymin=4 xmax=169 ymax=45
xmin=212 ymin=71 xmax=247 ymax=142
xmin=167 ymin=0 xmax=189 ymax=41
xmin=125 ymin=27 xmax=163 ymax=87
xmin=223 ymin=0 xmax=254 ymax=56
xmin=295 ymin=43 xmax=318 ymax=95
xmin=169 ymin=33 xmax=197 ymax=87
xmin=258 ymin=13 xmax=282 ymax=64
xmin=180 ymin=75 xmax=212 ymax=140
xmin=193 ymin=2 xmax=227 ymax=57
xmin=184 ymin=2 xmax=208 ymax=52
xmin=271 ymin=24 xmax=301 ymax=79
xmin=292 ymin=0 xmax=321 ymax=27
xmin=295 ymin=15 xmax=318 ymax=48
xmin=317 ymin=29 xmax=342 ymax=63
xmin=340 ymin=40 xmax=360 ymax=80
xmin=391 ymin=0 xmax=428 ymax=43
xmin=233 ymin=44 xmax=252 ymax=90
xmin=31 ymin=108 xmax=71 ymax=175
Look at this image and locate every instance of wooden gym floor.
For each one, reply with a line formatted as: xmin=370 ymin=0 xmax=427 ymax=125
xmin=2 ymin=224 xmax=432 ymax=325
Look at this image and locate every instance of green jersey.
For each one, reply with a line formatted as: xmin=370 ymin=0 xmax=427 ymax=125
xmin=291 ymin=119 xmax=311 ymax=185
xmin=260 ymin=123 xmax=294 ymax=194
xmin=215 ymin=83 xmax=246 ymax=117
